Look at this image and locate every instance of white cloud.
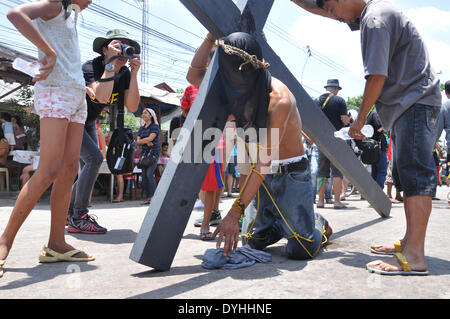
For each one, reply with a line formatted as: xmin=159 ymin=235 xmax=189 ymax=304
xmin=404 ymin=7 xmax=450 ymax=35
xmin=403 ymin=6 xmax=450 ymax=80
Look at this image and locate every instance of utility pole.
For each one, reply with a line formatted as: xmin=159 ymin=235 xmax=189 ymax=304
xmin=139 ymin=0 xmax=149 ymax=83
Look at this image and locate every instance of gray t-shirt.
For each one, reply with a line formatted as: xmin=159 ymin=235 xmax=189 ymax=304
xmin=360 ymin=0 xmax=441 ymax=130
xmin=435 ymin=99 xmax=450 ymax=145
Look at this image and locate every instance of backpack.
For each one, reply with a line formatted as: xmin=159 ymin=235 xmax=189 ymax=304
xmin=356 ymin=138 xmax=380 ymax=165
xmin=106 ymin=127 xmax=136 ymax=175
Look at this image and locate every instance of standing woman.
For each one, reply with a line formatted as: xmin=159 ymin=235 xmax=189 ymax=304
xmin=137 ymin=108 xmax=160 ymax=205
xmin=0 ymin=0 xmax=94 ymax=279
xmin=0 ymin=127 xmax=9 ymax=168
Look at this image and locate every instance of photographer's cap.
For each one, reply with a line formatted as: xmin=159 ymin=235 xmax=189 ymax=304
xmin=93 ymin=29 xmax=141 ymax=55
xmin=324 ymin=79 xmax=342 ymax=90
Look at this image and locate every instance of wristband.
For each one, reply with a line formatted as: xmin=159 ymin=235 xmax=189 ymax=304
xmin=189 ymin=64 xmax=208 ymax=71
xmin=232 ymin=198 xmax=246 ymax=218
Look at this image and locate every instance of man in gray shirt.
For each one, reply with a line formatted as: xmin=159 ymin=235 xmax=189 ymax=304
xmin=293 ymin=0 xmax=441 ymax=276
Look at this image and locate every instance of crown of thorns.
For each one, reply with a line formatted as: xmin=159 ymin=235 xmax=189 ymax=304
xmin=218 ymin=39 xmax=270 ymax=71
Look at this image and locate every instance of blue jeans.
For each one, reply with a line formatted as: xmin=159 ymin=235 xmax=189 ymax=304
xmin=371 ymin=150 xmax=388 ymax=189
xmin=69 ymin=120 xmax=103 ymax=217
xmin=142 ymin=160 xmax=158 ymax=199
xmin=245 ymin=164 xmax=329 ymax=260
xmin=391 ymin=103 xmax=440 ymax=197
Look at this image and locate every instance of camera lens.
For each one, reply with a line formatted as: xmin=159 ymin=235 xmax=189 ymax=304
xmin=120 ymin=43 xmax=135 ymax=59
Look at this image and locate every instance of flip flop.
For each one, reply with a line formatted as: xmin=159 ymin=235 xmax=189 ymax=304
xmin=316 ymin=204 xmax=325 ymax=208
xmin=370 ymin=240 xmax=403 ymax=255
xmin=112 ymin=199 xmax=124 ymax=203
xmin=38 ymin=246 xmax=95 ymax=263
xmin=0 ymin=260 xmax=5 ymax=278
xmin=333 ymin=204 xmax=346 ymax=209
xmin=366 ymin=252 xmax=428 ymax=276
xmin=200 ymin=232 xmax=216 ymax=241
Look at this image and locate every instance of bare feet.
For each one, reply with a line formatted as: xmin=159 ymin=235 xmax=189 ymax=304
xmin=0 ymin=239 xmax=9 ymax=262
xmin=324 ymin=225 xmax=333 ymax=239
xmin=389 ymin=197 xmax=401 ymax=204
xmin=333 ymin=202 xmax=346 ymax=209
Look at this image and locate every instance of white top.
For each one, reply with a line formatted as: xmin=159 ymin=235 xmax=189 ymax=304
xmin=33 ymin=9 xmax=85 ymax=90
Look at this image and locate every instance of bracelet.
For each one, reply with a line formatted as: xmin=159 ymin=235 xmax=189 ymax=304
xmin=189 ymin=64 xmax=208 ymax=71
xmin=204 ymin=35 xmax=217 ymax=45
xmin=232 ymin=198 xmax=246 ymax=218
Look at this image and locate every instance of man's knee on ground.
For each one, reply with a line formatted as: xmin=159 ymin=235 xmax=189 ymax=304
xmin=285 ymin=238 xmax=316 ymax=260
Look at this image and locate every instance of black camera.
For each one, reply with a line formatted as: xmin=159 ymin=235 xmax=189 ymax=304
xmin=119 ymin=43 xmax=135 ymax=59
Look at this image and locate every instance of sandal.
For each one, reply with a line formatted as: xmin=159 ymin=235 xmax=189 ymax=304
xmin=366 ymin=252 xmax=428 ymax=276
xmin=0 ymin=259 xmax=5 ymax=278
xmin=370 ymin=240 xmax=403 ymax=255
xmin=200 ymin=232 xmax=215 ymax=241
xmin=38 ymin=246 xmax=94 ymax=263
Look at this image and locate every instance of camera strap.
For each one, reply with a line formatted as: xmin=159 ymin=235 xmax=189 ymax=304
xmin=98 ymin=55 xmax=129 ymax=83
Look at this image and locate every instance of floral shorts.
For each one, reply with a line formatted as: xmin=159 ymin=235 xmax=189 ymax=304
xmin=33 ymin=83 xmax=87 ymax=124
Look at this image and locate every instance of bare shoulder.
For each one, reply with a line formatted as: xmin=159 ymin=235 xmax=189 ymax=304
xmin=40 ymin=0 xmax=63 ymax=20
xmin=12 ymin=0 xmax=63 ymax=21
xmin=269 ymin=77 xmax=295 ymax=116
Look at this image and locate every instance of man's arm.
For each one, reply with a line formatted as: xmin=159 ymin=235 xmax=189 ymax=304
xmin=213 ymin=95 xmax=291 ymax=256
xmin=349 ymin=75 xmax=386 ymax=139
xmin=85 ymin=41 xmax=122 ymax=104
xmin=341 ymin=114 xmax=350 ymax=126
xmin=124 ymin=55 xmax=141 ymax=112
xmin=186 ymin=33 xmax=216 ymax=87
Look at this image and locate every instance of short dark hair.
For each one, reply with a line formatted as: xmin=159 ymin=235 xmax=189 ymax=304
xmin=162 ymin=142 xmax=169 ymax=147
xmin=316 ymin=0 xmax=325 ymax=8
xmin=1 ymin=112 xmax=11 ymax=122
xmin=0 ymin=126 xmax=4 ymax=140
xmin=445 ymin=80 xmax=450 ymax=95
xmin=316 ymin=0 xmax=334 ymax=9
xmin=11 ymin=115 xmax=23 ymax=127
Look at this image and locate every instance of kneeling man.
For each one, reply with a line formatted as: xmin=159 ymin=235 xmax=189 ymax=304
xmin=197 ymin=32 xmax=333 ymax=259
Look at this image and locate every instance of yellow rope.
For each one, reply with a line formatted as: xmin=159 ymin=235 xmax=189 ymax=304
xmin=240 ymin=167 xmax=324 ymax=258
xmin=237 ymin=142 xmax=326 ymax=257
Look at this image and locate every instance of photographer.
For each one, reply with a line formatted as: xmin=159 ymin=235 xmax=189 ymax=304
xmin=67 ymin=29 xmax=141 ymax=234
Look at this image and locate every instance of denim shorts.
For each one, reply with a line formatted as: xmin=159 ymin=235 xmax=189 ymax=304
xmin=391 ymin=103 xmax=440 ymax=197
xmin=243 ymin=164 xmax=329 ymax=260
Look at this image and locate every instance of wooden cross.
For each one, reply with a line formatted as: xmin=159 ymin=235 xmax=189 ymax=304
xmin=130 ymin=0 xmax=391 ymax=271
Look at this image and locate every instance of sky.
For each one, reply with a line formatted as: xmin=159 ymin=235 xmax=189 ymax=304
xmin=0 ymin=0 xmax=449 ymax=102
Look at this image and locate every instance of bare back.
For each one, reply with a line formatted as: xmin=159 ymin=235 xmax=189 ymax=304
xmin=266 ymin=77 xmax=305 ymax=160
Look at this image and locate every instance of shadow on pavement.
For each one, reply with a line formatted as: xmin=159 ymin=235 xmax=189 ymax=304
xmin=0 ymin=263 xmax=97 ymax=291
xmin=66 ymin=229 xmax=138 ymax=245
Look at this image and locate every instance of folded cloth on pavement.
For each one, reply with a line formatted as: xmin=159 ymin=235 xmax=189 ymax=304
xmin=201 ymin=245 xmax=271 ymax=270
